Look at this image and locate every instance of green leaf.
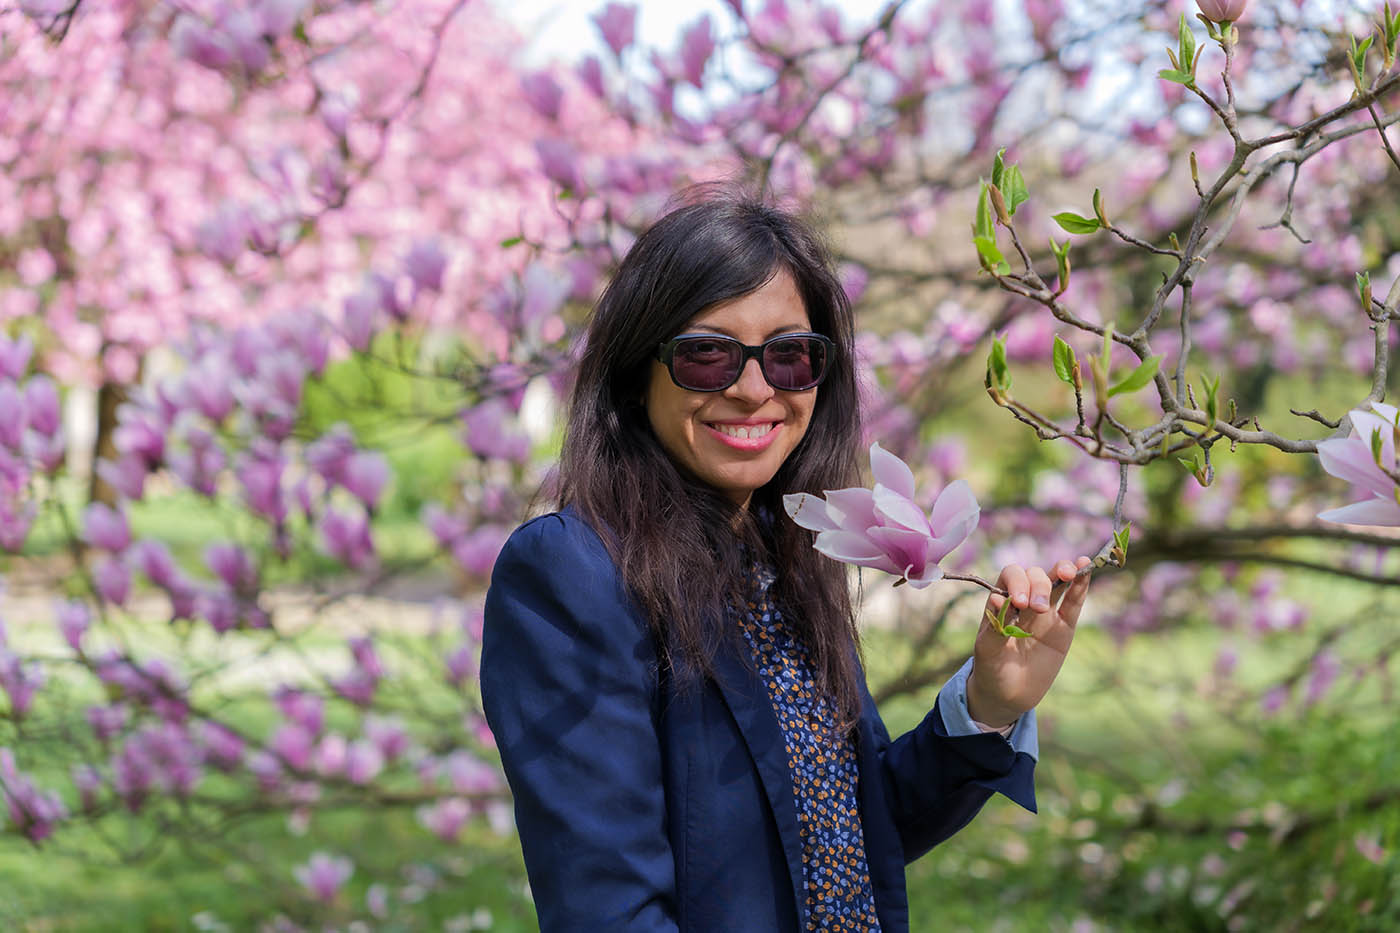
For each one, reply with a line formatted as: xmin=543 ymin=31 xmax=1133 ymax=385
xmin=1052 ymin=335 xmax=1077 ymax=386
xmin=975 ymin=183 xmax=995 ymax=240
xmin=1114 ymin=522 xmax=1132 ymax=554
xmin=986 ymin=334 xmax=1011 ymax=391
xmin=992 ymin=148 xmax=1006 ymax=190
xmin=1157 ymin=68 xmax=1195 ymax=85
xmin=1177 ymin=14 xmax=1197 ymax=81
xmin=1049 ymin=237 xmax=1071 ymax=291
xmin=1201 ymin=373 xmax=1220 ymax=424
xmin=973 ymin=236 xmax=1011 ymax=276
xmin=1003 ymin=165 xmax=1029 ymax=216
xmin=1108 ymin=355 xmax=1161 ymax=397
xmin=1178 ymin=455 xmax=1201 ymax=473
xmin=1357 ymin=270 xmax=1372 ymax=309
xmin=1101 ymin=322 xmax=1115 ymax=367
xmin=1092 ymin=188 xmax=1108 ymax=227
xmin=1052 ymin=212 xmax=1101 ymax=235
xmin=1372 ymin=427 xmax=1385 ymax=465
xmin=1003 ymin=623 xmax=1033 ymax=638
xmin=1354 ymin=33 xmax=1374 ymax=72
xmin=499 ymin=235 xmax=524 ymax=248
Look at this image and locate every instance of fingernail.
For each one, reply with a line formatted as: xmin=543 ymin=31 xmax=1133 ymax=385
xmin=1033 ymin=597 xmax=1049 ymax=611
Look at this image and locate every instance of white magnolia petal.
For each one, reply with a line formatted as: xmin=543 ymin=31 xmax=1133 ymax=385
xmin=823 ymin=486 xmax=878 ymax=531
xmin=903 ymin=561 xmax=945 ymax=589
xmin=783 ymin=493 xmax=841 ymax=532
xmin=927 ymin=479 xmax=980 ymax=539
xmin=1318 ymin=437 xmax=1395 ymax=501
xmin=1318 ymin=497 xmax=1400 ymax=527
xmin=1350 ymin=407 xmax=1397 ymax=469
xmin=869 ymin=442 xmax=916 ymax=500
xmin=872 ymin=484 xmax=931 ymax=534
xmin=814 ymin=530 xmax=902 ymax=574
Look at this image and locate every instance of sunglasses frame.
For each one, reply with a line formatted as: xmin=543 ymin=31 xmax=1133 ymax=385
xmin=656 ymin=332 xmax=835 ymax=393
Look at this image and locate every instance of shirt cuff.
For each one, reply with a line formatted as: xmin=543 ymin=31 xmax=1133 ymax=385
xmin=936 ymin=656 xmax=1039 ymax=762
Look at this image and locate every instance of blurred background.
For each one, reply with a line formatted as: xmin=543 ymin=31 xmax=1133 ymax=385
xmin=1 ymin=0 xmax=1397 ymax=929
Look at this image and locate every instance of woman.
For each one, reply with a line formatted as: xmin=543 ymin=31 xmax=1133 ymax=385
xmin=480 ymin=189 xmax=1091 ymax=932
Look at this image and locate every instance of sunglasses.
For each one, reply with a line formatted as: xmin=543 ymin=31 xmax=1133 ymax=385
xmin=656 ymin=332 xmax=834 ymax=392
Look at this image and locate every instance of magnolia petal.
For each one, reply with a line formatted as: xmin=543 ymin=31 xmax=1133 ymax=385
xmin=1369 ymin=400 xmax=1398 ymax=425
xmin=1350 ymin=407 xmax=1397 ymax=470
xmin=783 ymin=493 xmax=840 ymax=532
xmin=869 ymin=442 xmax=916 ymax=500
xmin=872 ymin=484 xmax=931 ymax=534
xmin=1318 ymin=497 xmax=1400 ymax=527
xmin=823 ymin=486 xmax=878 ymax=531
xmin=927 ymin=479 xmax=980 ymax=540
xmin=814 ymin=530 xmax=902 ymax=575
xmin=865 ymin=523 xmax=932 ymax=578
xmin=1318 ymin=437 xmax=1395 ymax=501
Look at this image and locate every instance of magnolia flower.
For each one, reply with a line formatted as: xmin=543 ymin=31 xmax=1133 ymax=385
xmin=294 ymin=852 xmax=353 ymax=903
xmin=783 ymin=442 xmax=980 ymax=588
xmin=1317 ymin=402 xmax=1400 ymax=526
xmin=1196 ymin=0 xmax=1248 ymax=23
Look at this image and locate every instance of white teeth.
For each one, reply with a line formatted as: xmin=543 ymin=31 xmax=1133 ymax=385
xmin=713 ymin=423 xmax=774 ymax=439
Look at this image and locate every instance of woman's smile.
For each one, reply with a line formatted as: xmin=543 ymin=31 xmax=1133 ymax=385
xmin=644 ymin=268 xmax=817 ymax=507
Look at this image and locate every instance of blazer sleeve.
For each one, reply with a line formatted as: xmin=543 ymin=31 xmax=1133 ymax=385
xmin=861 ymin=660 xmax=1038 ymax=864
xmin=480 ymin=512 xmax=678 ymax=932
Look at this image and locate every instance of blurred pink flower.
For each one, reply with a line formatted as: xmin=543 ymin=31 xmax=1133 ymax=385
xmin=1317 ymin=402 xmax=1400 ymax=526
xmin=520 ymin=72 xmax=564 ymax=120
xmin=784 ymin=442 xmax=979 ymax=588
xmin=417 ymin=797 xmax=472 ymax=841
xmin=679 ymin=15 xmax=715 ymax=87
xmin=0 ymin=334 xmax=33 ymax=381
xmin=1196 ymin=0 xmax=1248 ymax=23
xmin=294 ymin=852 xmax=353 ymax=903
xmin=342 ymin=451 xmax=390 ymax=511
xmin=344 ymin=739 xmax=383 ymax=784
xmin=592 ymin=2 xmax=637 ymax=58
xmin=22 ymin=376 xmax=59 ymax=437
xmin=54 ymin=599 xmax=90 ymax=653
xmin=83 ymin=502 xmax=131 ymax=553
xmin=93 ymin=555 xmax=131 ymax=606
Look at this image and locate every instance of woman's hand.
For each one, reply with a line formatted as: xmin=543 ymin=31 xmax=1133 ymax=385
xmin=965 ymin=557 xmax=1092 ymax=728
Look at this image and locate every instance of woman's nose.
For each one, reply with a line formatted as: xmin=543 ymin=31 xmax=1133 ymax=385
xmin=723 ymin=357 xmax=774 ymax=404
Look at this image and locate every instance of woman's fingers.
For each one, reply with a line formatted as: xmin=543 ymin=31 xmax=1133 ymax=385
xmin=998 ymin=564 xmax=1030 ymax=610
xmin=1056 ymin=556 xmax=1093 ymax=625
xmin=1027 ymin=566 xmax=1053 ymax=613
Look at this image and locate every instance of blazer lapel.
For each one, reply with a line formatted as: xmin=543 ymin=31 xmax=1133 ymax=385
xmin=711 ymin=635 xmax=807 ymax=930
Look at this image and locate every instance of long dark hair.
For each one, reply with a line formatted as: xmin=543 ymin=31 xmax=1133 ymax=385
xmin=557 ymin=185 xmax=865 ymax=724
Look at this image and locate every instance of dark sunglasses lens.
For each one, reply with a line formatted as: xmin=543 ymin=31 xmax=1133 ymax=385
xmin=762 ymin=337 xmax=825 ymax=390
xmin=671 ymin=338 xmax=742 ymax=390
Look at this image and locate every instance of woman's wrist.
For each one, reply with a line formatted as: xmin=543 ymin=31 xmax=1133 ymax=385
xmin=965 ymin=669 xmax=1021 ymax=729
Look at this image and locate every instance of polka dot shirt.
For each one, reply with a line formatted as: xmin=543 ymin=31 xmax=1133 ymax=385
xmin=734 ymin=565 xmax=882 ymax=933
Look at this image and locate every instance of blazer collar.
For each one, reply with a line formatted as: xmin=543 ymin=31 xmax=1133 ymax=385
xmin=710 ymin=632 xmax=808 ymax=930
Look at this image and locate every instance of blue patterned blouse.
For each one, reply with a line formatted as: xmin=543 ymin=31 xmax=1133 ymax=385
xmin=734 ymin=565 xmax=882 ymax=933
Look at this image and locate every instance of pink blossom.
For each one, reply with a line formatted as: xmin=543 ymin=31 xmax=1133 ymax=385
xmin=1196 ymin=0 xmax=1248 ymax=24
xmin=452 ymin=525 xmax=508 ymax=578
xmin=592 ymin=2 xmax=637 ymax=58
xmin=0 ymin=382 xmax=26 ymax=451
xmin=445 ymin=642 xmax=475 ymax=686
xmin=341 ymin=451 xmax=390 ymax=511
xmin=294 ymin=851 xmax=353 ymax=903
xmin=22 ymin=376 xmax=59 ymax=437
xmin=784 ymin=442 xmax=980 ymax=588
xmin=54 ymin=599 xmax=90 ymax=653
xmin=130 ymin=539 xmax=179 ymax=589
xmin=275 ymin=688 xmax=325 ymax=735
xmin=0 ymin=749 xmax=67 ymax=841
xmin=0 ymin=335 xmax=33 ymax=381
xmin=443 ymin=750 xmax=499 ymax=794
xmin=462 ymin=399 xmax=530 ymax=463
xmin=112 ymin=406 xmax=165 ymax=468
xmin=535 ymin=138 xmax=582 ymax=192
xmin=344 ymin=739 xmax=383 ymax=784
xmin=97 ymin=454 xmax=147 ymax=501
xmin=87 ymin=703 xmax=129 ymax=742
xmin=0 ymin=649 xmax=44 ymax=717
xmin=83 ymin=502 xmax=131 ymax=553
xmin=417 ymin=797 xmax=471 ymax=841
xmin=314 ymin=733 xmax=348 ymax=777
xmin=204 ymin=541 xmax=258 ymax=593
xmin=93 ymin=555 xmax=131 ymax=606
xmin=679 ymin=15 xmax=715 ymax=87
xmin=319 ymin=507 xmax=375 ymax=570
xmin=521 ymin=72 xmax=564 ymax=120
xmin=271 ymin=722 xmax=316 ymax=772
xmin=199 ymin=720 xmax=245 ymax=770
xmin=342 ymin=285 xmax=381 ymax=352
xmin=306 ymin=423 xmax=357 ymax=485
xmin=364 ymin=715 xmax=410 ymax=761
xmin=1317 ymin=402 xmax=1400 ymax=526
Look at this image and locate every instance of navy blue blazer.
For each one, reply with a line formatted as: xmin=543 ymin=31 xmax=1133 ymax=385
xmin=481 ymin=508 xmax=1037 ymax=932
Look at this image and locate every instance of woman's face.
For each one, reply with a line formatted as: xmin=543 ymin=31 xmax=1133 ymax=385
xmin=645 ymin=268 xmax=818 ymax=508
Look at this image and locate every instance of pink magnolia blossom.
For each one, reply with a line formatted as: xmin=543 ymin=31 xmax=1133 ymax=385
xmin=521 ymin=72 xmax=564 ymax=121
xmin=592 ymin=2 xmax=637 ymax=58
xmin=93 ymin=555 xmax=131 ymax=606
xmin=679 ymin=15 xmax=715 ymax=87
xmin=294 ymin=851 xmax=353 ymax=903
xmin=22 ymin=375 xmax=59 ymax=437
xmin=344 ymin=739 xmax=383 ymax=784
xmin=0 ymin=335 xmax=33 ymax=381
xmin=1317 ymin=402 xmax=1400 ymax=526
xmin=1196 ymin=0 xmax=1248 ymax=24
xmin=1 ymin=749 xmax=67 ymax=842
xmin=417 ymin=797 xmax=471 ymax=841
xmin=783 ymin=442 xmax=979 ymax=588
xmin=341 ymin=451 xmax=390 ymax=511
xmin=83 ymin=502 xmax=131 ymax=553
xmin=54 ymin=599 xmax=90 ymax=653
